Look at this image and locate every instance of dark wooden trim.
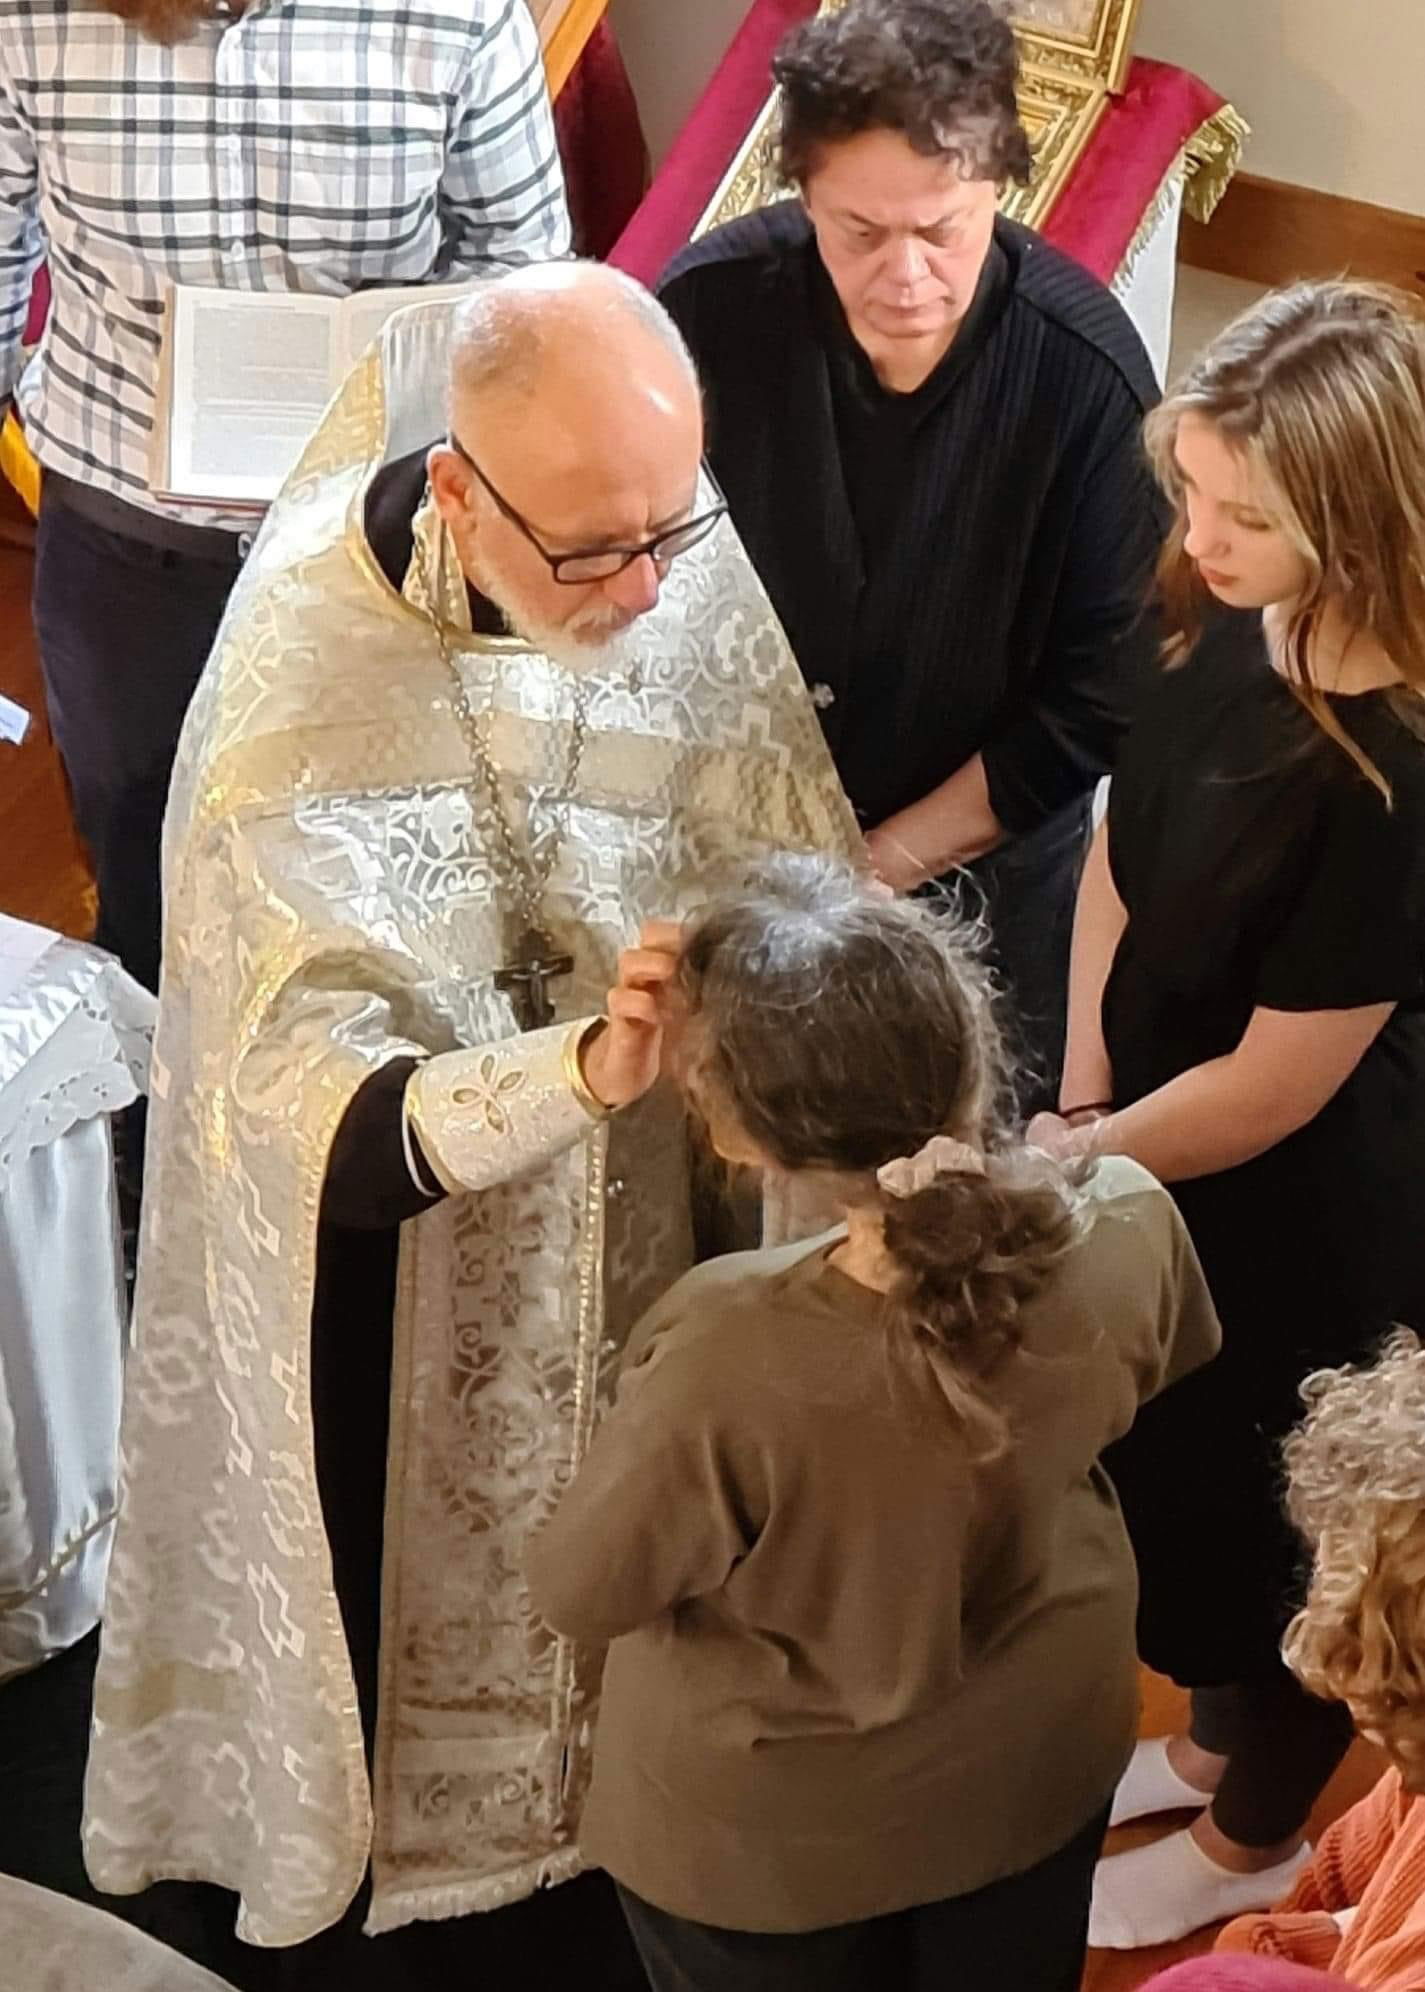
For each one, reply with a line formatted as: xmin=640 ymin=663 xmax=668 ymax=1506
xmin=1180 ymin=172 xmax=1425 ymax=296
xmin=0 ymin=473 xmax=33 ymax=550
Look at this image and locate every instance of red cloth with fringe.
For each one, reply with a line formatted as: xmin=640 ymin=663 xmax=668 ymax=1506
xmin=1046 ymin=57 xmax=1230 ymax=283
xmin=553 ymin=15 xmax=648 ymax=259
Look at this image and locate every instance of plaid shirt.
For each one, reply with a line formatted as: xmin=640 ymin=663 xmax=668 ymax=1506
xmin=0 ymin=0 xmax=570 ymax=526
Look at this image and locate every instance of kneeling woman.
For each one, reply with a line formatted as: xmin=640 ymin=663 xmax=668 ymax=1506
xmin=527 ymin=856 xmax=1219 ymax=1992
xmin=1036 ymin=281 xmax=1425 ymax=1947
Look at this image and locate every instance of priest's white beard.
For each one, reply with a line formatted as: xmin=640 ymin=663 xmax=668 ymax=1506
xmin=471 ymin=551 xmax=647 ymax=681
xmin=523 ymin=614 xmax=645 ymax=684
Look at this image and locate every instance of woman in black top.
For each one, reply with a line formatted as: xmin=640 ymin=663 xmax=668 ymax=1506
xmin=660 ymin=0 xmax=1163 ymax=1106
xmin=1032 ymin=281 xmax=1425 ymax=1949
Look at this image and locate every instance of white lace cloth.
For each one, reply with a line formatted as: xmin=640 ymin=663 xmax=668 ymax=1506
xmin=0 ymin=916 xmax=155 ymax=1680
xmin=0 ymin=1875 xmax=235 ymax=1990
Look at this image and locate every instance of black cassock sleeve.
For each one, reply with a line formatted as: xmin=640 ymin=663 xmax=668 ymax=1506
xmin=319 ymin=1057 xmax=448 ymax=1231
xmin=311 ymin=1059 xmax=445 ymax=1742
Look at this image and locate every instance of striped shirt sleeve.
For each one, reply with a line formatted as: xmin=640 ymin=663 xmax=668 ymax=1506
xmin=441 ymin=0 xmax=572 ymax=274
xmin=0 ymin=59 xmax=40 ymax=400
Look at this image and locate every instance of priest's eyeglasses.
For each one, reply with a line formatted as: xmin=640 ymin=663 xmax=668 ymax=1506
xmin=449 ymin=433 xmax=728 ymax=585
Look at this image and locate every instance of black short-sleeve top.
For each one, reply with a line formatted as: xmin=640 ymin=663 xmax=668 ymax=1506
xmin=1104 ymin=609 xmax=1425 ymax=1145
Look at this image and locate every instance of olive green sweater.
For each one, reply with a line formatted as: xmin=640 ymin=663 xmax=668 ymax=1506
xmin=526 ymin=1157 xmax=1220 ymax=1933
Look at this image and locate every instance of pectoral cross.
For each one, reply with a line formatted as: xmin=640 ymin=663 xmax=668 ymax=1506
xmin=494 ymin=928 xmax=574 ymax=1032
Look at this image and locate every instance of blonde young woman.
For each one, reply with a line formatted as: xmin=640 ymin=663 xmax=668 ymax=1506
xmin=1030 ymin=280 xmax=1425 ymax=1948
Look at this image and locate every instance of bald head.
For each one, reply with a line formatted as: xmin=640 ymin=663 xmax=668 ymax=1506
xmin=448 ymin=259 xmax=697 ymax=425
xmin=429 ymin=261 xmax=711 ymax=662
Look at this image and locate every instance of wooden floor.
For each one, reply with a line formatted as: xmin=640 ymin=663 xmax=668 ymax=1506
xmin=1084 ymin=1673 xmax=1385 ymax=1991
xmin=0 ymin=476 xmax=1387 ymax=1986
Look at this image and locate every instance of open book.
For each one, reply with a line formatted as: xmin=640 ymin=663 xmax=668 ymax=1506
xmin=149 ymin=281 xmax=473 ymax=510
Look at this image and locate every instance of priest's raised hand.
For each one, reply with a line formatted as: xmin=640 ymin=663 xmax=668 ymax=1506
xmin=583 ymin=921 xmax=686 ymax=1112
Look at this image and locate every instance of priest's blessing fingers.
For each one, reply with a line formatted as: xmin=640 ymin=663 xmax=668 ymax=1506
xmin=629 ymin=924 xmax=692 ymax=1065
xmin=584 ymin=976 xmax=666 ymax=1111
xmin=638 ymin=918 xmax=686 ymax=957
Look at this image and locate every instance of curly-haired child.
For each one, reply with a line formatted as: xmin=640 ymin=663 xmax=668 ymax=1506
xmin=1143 ymin=1333 xmax=1425 ymax=1992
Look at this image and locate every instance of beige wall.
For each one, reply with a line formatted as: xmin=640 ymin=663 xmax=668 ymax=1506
xmin=610 ymin=2 xmax=1425 ymax=215
xmin=1137 ymin=0 xmax=1425 ymax=214
xmin=610 ymin=0 xmax=752 ymax=168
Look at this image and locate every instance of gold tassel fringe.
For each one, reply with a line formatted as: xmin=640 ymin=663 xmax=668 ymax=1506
xmin=1181 ymin=101 xmax=1250 ymax=226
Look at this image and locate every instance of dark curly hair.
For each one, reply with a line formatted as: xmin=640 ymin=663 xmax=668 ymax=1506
xmin=775 ymin=0 xmax=1033 ymax=190
xmin=679 ymin=855 xmax=1081 ymax=1456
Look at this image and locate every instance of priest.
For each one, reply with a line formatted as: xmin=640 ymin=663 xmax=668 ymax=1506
xmin=81 ymin=262 xmax=858 ymax=1988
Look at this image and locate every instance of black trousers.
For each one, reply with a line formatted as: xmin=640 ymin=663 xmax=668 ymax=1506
xmin=1190 ymin=1675 xmax=1355 ymax=1850
xmin=617 ymin=1807 xmax=1109 ymax=1992
xmin=953 ymin=794 xmax=1093 ymax=1117
xmin=32 ymin=488 xmax=243 ymax=992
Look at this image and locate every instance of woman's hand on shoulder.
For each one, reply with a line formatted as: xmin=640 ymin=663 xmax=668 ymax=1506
xmin=1027 ymin=1107 xmax=1114 ymax=1161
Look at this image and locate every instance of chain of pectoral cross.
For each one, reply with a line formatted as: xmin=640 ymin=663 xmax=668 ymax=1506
xmin=436 ymin=624 xmax=588 ymax=1031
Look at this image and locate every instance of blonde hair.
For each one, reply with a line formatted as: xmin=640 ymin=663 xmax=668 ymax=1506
xmin=1283 ymin=1332 xmax=1425 ymax=1781
xmin=1146 ymin=279 xmax=1425 ymax=798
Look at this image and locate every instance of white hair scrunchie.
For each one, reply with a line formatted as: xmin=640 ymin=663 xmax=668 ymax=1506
xmin=876 ymin=1135 xmax=986 ymax=1200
